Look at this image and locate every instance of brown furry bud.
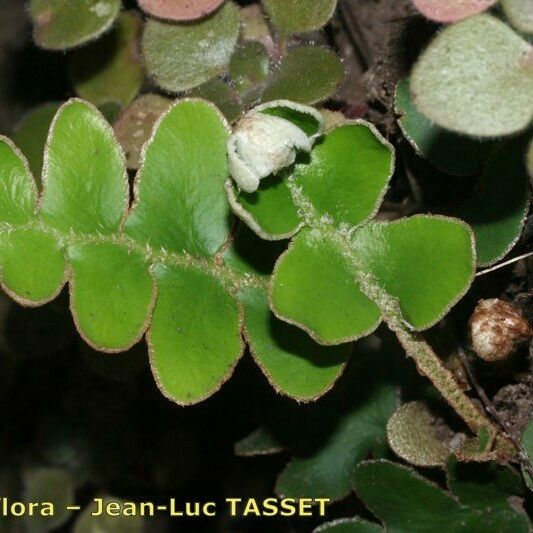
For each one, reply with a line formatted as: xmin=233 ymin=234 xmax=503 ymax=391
xmin=469 ymin=299 xmax=532 ymax=362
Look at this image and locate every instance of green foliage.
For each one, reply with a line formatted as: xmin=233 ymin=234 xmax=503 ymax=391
xmin=238 ymin=286 xmax=350 ymax=400
xmin=230 ymin=111 xmax=475 ymax=346
xmin=227 ymin=121 xmax=392 ymax=240
xmin=262 ymin=46 xmax=344 ymax=105
xmin=227 ymin=224 xmax=353 ymax=400
xmin=411 ymin=0 xmax=496 ymax=22
xmin=457 ymin=138 xmax=530 ymax=266
xmin=263 ymin=0 xmax=338 ymax=36
xmin=350 ymin=216 xmax=474 ymax=330
xmin=0 ymin=229 xmax=66 ymax=306
xmin=270 ymin=215 xmax=475 ymax=344
xmin=395 ymin=79 xmax=484 ymax=176
xmin=236 ymin=343 xmax=403 ymax=501
xmin=142 ymin=1 xmax=241 ymax=93
xmin=386 ymin=401 xmax=450 ymax=467
xmin=150 ymin=264 xmax=243 ymax=404
xmin=138 ymin=0 xmax=225 ymax=21
xmin=396 ymin=78 xmax=530 ymax=268
xmin=69 ymin=12 xmax=144 ymax=108
xmin=124 ymin=99 xmax=231 ymax=257
xmin=230 ymin=41 xmax=271 ymax=92
xmin=276 ymin=385 xmax=399 ymax=500
xmin=502 ymin=0 xmax=533 ymax=34
xmin=190 ymin=79 xmax=243 ymax=123
xmin=411 ymin=15 xmax=533 ymax=137
xmin=27 ymin=0 xmax=344 ymax=121
xmin=69 ymin=243 xmax=156 ymax=351
xmin=323 ymin=460 xmax=530 ymax=532
xmin=272 ymin=230 xmax=381 ymax=345
xmin=13 ymin=104 xmax=60 ymax=181
xmin=0 ymin=98 xmax=356 ymax=405
xmin=193 ymin=45 xmax=343 ymax=117
xmin=41 ymin=102 xmax=127 ymax=235
xmin=12 ymin=2 xmax=533 ymax=526
xmin=227 ymin=171 xmax=301 ymax=239
xmin=447 ymin=460 xmax=528 ymax=522
xmin=27 ymin=0 xmax=344 ymax=123
xmin=29 ymin=0 xmax=120 ymax=50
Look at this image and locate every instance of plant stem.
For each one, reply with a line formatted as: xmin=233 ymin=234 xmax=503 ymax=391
xmin=356 ymin=263 xmax=499 ymax=437
xmin=287 ymin=180 xmax=516 ymax=461
xmin=353 ymin=256 xmax=515 ymax=461
xmin=392 ymin=323 xmax=489 ymax=432
xmin=362 ymin=274 xmax=516 ymax=461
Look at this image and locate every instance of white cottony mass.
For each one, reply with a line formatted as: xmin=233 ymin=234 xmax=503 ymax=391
xmin=227 ymin=101 xmax=324 ymax=193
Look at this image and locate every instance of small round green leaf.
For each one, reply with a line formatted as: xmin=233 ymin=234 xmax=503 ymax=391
xmin=226 ymin=175 xmax=302 ymax=240
xmin=23 ymin=468 xmax=74 ymax=532
xmin=395 ymin=79 xmax=483 ymax=176
xmin=139 ymin=0 xmax=225 ymax=21
xmin=277 ymin=385 xmax=399 ymax=500
xmin=0 ymin=138 xmax=37 ymax=224
xmin=314 ymin=518 xmax=383 ymax=533
xmin=73 ymin=496 xmax=144 ymax=533
xmin=0 ymin=229 xmax=65 ymax=306
xmin=143 ymin=1 xmax=240 ymax=93
xmin=412 ymin=0 xmax=496 ymax=22
xmin=262 ymin=46 xmax=344 ymax=105
xmin=41 ymin=99 xmax=128 ymax=235
xmin=271 ymin=229 xmax=381 ymax=345
xmin=13 ymin=103 xmax=60 ymax=182
xmin=230 ymin=41 xmax=270 ymax=92
xmin=352 ymin=216 xmax=475 ymax=330
xmin=125 ymin=99 xmax=231 ymax=257
xmin=457 ymin=140 xmax=530 ymax=266
xmin=238 ymin=286 xmax=350 ymax=401
xmin=113 ymin=94 xmax=172 ymax=170
xmin=263 ymin=0 xmax=338 ymax=36
xmin=387 ymin=401 xmax=450 ymax=467
xmin=502 ymin=0 xmax=533 ymax=35
xmin=411 ymin=15 xmax=533 ymax=137
xmin=293 ymin=121 xmax=394 ymax=228
xmin=70 ymin=12 xmax=144 ymax=108
xmin=30 ymin=0 xmax=120 ymax=50
xmin=68 ymin=242 xmax=155 ymax=352
xmin=148 ymin=264 xmax=244 ymax=405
